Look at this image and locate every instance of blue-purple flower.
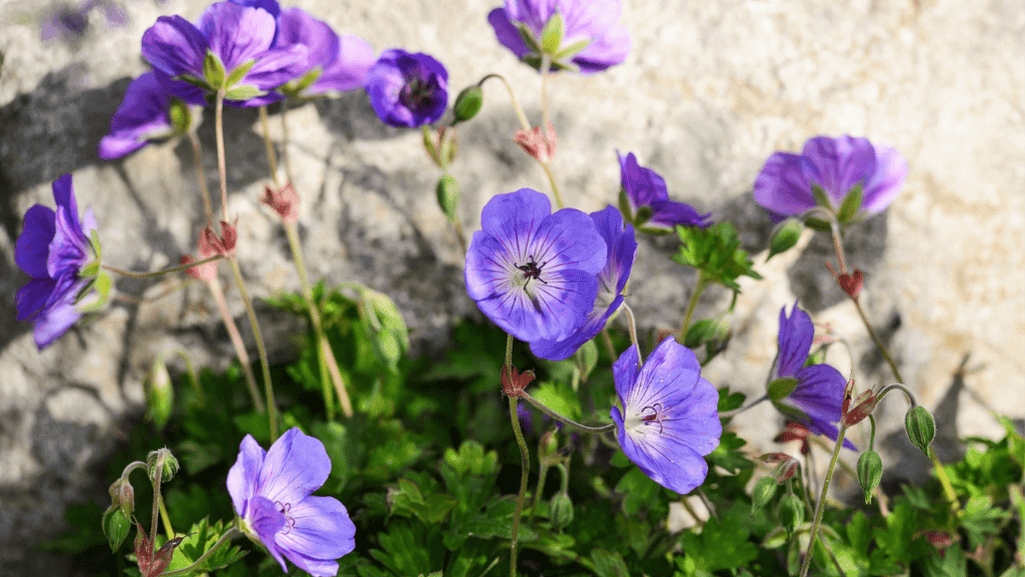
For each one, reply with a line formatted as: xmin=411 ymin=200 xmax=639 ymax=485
xmin=753 ymin=135 xmax=907 ymax=222
xmin=140 ymin=1 xmax=306 ymax=105
xmin=99 ymin=72 xmax=198 ymax=160
xmin=364 ymin=49 xmax=448 ymax=128
xmin=610 ymin=337 xmax=722 ymax=494
xmin=465 ymin=189 xmax=607 ymax=343
xmin=15 ymin=175 xmax=99 ymax=349
xmin=618 ymin=152 xmax=711 ymax=233
xmin=227 ymin=427 xmax=356 ymax=576
xmin=769 ymin=303 xmax=856 ymax=450
xmin=265 ymin=7 xmax=375 ymax=99
xmin=530 ymin=205 xmax=636 ymax=360
xmin=488 ymin=0 xmax=631 ymax=74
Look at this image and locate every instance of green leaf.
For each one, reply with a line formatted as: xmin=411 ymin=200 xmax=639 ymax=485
xmin=615 ymin=468 xmax=661 ymax=515
xmin=224 ymin=59 xmax=256 ymax=89
xmin=531 ymin=380 xmax=581 ymax=421
xmin=587 ymin=548 xmax=630 ymax=577
xmin=673 ymin=222 xmax=762 ymax=291
xmin=677 ymin=502 xmax=759 ymax=573
xmin=163 ymin=518 xmax=246 ymax=574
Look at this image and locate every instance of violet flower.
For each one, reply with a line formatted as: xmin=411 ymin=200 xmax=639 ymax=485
xmin=465 ymin=189 xmax=607 ymax=344
xmin=753 ymin=135 xmax=907 ymax=222
xmin=140 ymin=1 xmax=306 ymax=106
xmin=15 ymin=174 xmax=99 ymax=350
xmin=610 ymin=337 xmax=722 ymax=494
xmin=530 ymin=205 xmax=636 ymax=360
xmin=271 ymin=7 xmax=375 ymax=99
xmin=488 ymin=0 xmax=631 ymax=74
xmin=228 ymin=427 xmax=356 ymax=576
xmin=769 ymin=303 xmax=856 ymax=450
xmin=99 ymin=72 xmax=198 ymax=160
xmin=618 ymin=152 xmax=711 ymax=233
xmin=364 ymin=49 xmax=448 ymax=128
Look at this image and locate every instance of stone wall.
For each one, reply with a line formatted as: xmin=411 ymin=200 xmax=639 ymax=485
xmin=0 ymin=0 xmax=1022 ymax=573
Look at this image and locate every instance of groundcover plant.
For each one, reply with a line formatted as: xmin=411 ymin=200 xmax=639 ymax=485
xmin=14 ymin=0 xmax=1024 ymax=576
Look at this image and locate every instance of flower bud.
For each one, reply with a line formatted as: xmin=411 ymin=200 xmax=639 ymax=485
xmin=778 ymin=493 xmax=804 ymax=537
xmin=856 ymin=450 xmax=883 ymax=504
xmin=766 ymin=217 xmax=803 ymax=262
xmin=145 ymin=357 xmax=174 ymax=430
xmin=436 ymin=174 xmax=460 ymax=222
xmin=108 ymin=477 xmax=135 ymax=517
xmin=452 ymin=85 xmax=483 ymax=124
xmin=905 ymin=405 xmax=935 ymax=456
xmin=147 ymin=448 xmax=180 ymax=484
xmin=539 ymin=429 xmax=559 ymax=462
xmin=102 ymin=506 xmax=131 ymax=552
xmin=752 ymin=476 xmax=778 ymax=512
xmin=549 ymin=492 xmax=574 ymax=530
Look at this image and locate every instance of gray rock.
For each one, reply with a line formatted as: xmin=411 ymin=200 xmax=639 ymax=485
xmin=0 ymin=0 xmax=1023 ymax=573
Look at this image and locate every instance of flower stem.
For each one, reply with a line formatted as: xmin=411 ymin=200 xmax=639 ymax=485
xmin=258 ymin=105 xmax=279 ymax=186
xmin=519 ymin=391 xmax=616 ymax=433
xmin=528 ymin=461 xmax=549 ymax=525
xmin=158 ymin=492 xmax=174 ymax=542
xmin=158 ymin=527 xmax=240 ymax=577
xmin=799 ymin=423 xmax=847 ymax=577
xmin=851 ymin=297 xmax=904 ymax=385
xmin=214 ymin=91 xmax=229 ymax=222
xmin=227 ymin=256 xmax=277 ymax=441
xmin=620 ymin=301 xmax=643 ymax=367
xmin=479 ymin=74 xmax=531 ymax=131
xmin=279 ymin=97 xmax=295 ymax=186
xmin=101 ymin=255 xmax=222 ymax=279
xmin=508 ymin=394 xmax=529 ymax=577
xmin=681 ymin=273 xmax=708 ymax=338
xmin=206 ymin=275 xmax=264 ymax=413
xmin=186 ymin=131 xmax=214 ymax=228
xmin=285 ymin=220 xmax=353 ymax=417
xmin=538 ymin=159 xmax=565 ymax=210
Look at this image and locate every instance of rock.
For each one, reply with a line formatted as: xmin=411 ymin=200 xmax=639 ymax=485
xmin=0 ymin=0 xmax=1022 ymax=573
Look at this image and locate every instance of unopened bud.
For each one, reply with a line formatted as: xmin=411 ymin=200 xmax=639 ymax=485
xmin=452 ymin=85 xmax=483 ymax=124
xmin=549 ymin=492 xmax=574 ymax=530
xmin=436 ymin=174 xmax=460 ymax=222
xmin=147 ymin=448 xmax=180 ymax=484
xmin=766 ymin=218 xmax=803 ymax=262
xmin=856 ymin=450 xmax=883 ymax=504
xmin=905 ymin=405 xmax=935 ymax=456
xmin=102 ymin=506 xmax=131 ymax=552
xmin=778 ymin=493 xmax=804 ymax=537
xmin=108 ymin=477 xmax=135 ymax=517
xmin=146 ymin=358 xmax=173 ymax=430
xmin=752 ymin=476 xmax=778 ymax=512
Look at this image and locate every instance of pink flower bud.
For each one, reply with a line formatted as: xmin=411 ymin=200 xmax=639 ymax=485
xmin=261 ymin=183 xmax=299 ymax=224
xmin=514 ymin=121 xmax=556 ymax=163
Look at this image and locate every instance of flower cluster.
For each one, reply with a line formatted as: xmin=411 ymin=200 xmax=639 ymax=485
xmin=754 ymin=135 xmax=907 ymax=222
xmin=464 ymin=189 xmax=636 ymax=360
xmin=611 ymin=337 xmax=721 ymax=494
xmin=101 ymin=0 xmax=374 ymax=159
xmin=769 ymin=302 xmax=856 ymax=450
xmin=228 ymin=427 xmax=356 ymax=576
xmin=15 ymin=175 xmax=101 ymax=349
xmin=488 ymin=0 xmax=631 ymax=74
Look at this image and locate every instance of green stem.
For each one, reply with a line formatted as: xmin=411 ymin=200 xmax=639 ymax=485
xmin=799 ymin=424 xmax=847 ymax=577
xmin=851 ymin=298 xmax=904 ymax=384
xmin=620 ymin=301 xmax=643 ymax=367
xmin=158 ymin=493 xmax=174 ymax=542
xmin=538 ymin=160 xmax=564 ymax=210
xmin=166 ymin=350 xmax=206 ymax=406
xmin=102 ymin=255 xmax=222 ymax=279
xmin=214 ymin=91 xmax=229 ymax=222
xmin=258 ymin=105 xmax=279 ymax=186
xmin=930 ymin=446 xmax=962 ymax=519
xmin=158 ymin=526 xmax=240 ymax=577
xmin=227 ymin=256 xmax=277 ymax=441
xmin=508 ymin=395 xmax=529 ymax=577
xmin=186 ymin=131 xmax=214 ymax=228
xmin=681 ymin=273 xmax=708 ymax=338
xmin=529 ymin=462 xmax=550 ymax=525
xmin=519 ymin=392 xmax=615 ymax=433
xmin=207 ymin=276 xmax=264 ymax=413
xmin=280 ymin=97 xmax=295 ymax=186
xmin=150 ymin=452 xmax=164 ymax=554
xmin=479 ymin=74 xmax=531 ymax=131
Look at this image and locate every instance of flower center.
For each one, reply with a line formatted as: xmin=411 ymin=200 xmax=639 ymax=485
xmin=638 ymin=403 xmax=665 ymax=434
xmin=275 ymin=501 xmax=296 ymax=535
xmin=400 ymin=78 xmax=434 ymax=113
xmin=515 ymin=256 xmax=548 ymax=288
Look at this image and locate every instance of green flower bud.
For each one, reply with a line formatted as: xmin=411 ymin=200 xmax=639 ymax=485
xmin=436 ymin=174 xmax=460 ymax=222
xmin=549 ymin=492 xmax=574 ymax=530
xmin=102 ymin=506 xmax=131 ymax=553
xmin=766 ymin=218 xmax=803 ymax=262
xmin=147 ymin=448 xmax=180 ymax=484
xmin=778 ymin=493 xmax=804 ymax=537
xmin=905 ymin=405 xmax=935 ymax=456
xmin=108 ymin=477 xmax=135 ymax=517
xmin=146 ymin=357 xmax=174 ymax=430
xmin=856 ymin=450 xmax=883 ymax=504
xmin=752 ymin=476 xmax=778 ymax=513
xmin=452 ymin=85 xmax=483 ymax=124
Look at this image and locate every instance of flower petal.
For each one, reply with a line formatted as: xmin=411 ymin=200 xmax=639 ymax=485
xmin=800 ymin=135 xmax=876 ymax=206
xmin=275 ymin=7 xmax=339 ymax=72
xmin=141 ymin=15 xmax=208 ymax=79
xmin=775 ymin=302 xmax=812 ymax=378
xmin=15 ymin=278 xmax=57 ymax=322
xmin=256 ymin=427 xmax=330 ymax=506
xmin=861 ymin=142 xmax=907 ymax=214
xmin=310 ymin=35 xmax=376 ymax=95
xmin=31 ymin=276 xmax=84 ymax=350
xmin=487 ymin=7 xmax=530 ymax=59
xmin=249 ymin=495 xmax=289 ymax=573
xmin=227 ymin=434 xmax=266 ymax=517
xmin=199 ymin=2 xmax=276 ymax=72
xmin=753 ymin=151 xmax=815 ymax=218
xmin=274 ymin=496 xmax=355 ymax=573
xmin=15 ymin=205 xmax=56 ymax=279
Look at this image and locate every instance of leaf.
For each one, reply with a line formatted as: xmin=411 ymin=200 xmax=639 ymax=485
xmin=677 ymin=502 xmax=759 ymax=573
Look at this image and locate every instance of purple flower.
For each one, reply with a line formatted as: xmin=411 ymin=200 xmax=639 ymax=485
xmin=98 ymin=73 xmax=199 ymax=160
xmin=488 ymin=0 xmax=630 ymax=74
xmin=228 ymin=427 xmax=356 ymax=576
xmin=530 ymin=206 xmax=636 ymax=360
xmin=610 ymin=337 xmax=721 ymax=494
xmin=15 ymin=175 xmax=98 ymax=350
xmin=753 ymin=135 xmax=907 ymax=221
xmin=364 ymin=49 xmax=448 ymax=128
xmin=618 ymin=152 xmax=711 ymax=233
xmin=271 ymin=7 xmax=375 ymax=98
xmin=140 ymin=1 xmax=306 ymax=106
xmin=770 ymin=303 xmax=856 ymax=450
xmin=465 ymin=189 xmax=607 ymax=343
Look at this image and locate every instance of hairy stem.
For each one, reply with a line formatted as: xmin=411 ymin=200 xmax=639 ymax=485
xmin=207 ymin=276 xmax=264 ymax=413
xmin=227 ymin=257 xmax=277 ymax=440
xmin=800 ymin=424 xmax=847 ymax=577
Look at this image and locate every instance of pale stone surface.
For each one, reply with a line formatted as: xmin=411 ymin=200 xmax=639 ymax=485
xmin=0 ymin=0 xmax=1022 ymax=573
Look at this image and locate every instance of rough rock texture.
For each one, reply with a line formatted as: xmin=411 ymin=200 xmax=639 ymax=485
xmin=0 ymin=0 xmax=1022 ymax=573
